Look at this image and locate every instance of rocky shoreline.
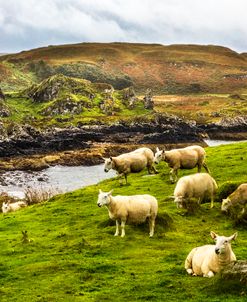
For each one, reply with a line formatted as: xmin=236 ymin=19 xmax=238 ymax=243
xmin=0 ymin=115 xmax=246 ymax=171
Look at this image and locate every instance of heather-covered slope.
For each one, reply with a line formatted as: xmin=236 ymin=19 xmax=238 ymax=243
xmin=1 ymin=43 xmax=247 ymax=93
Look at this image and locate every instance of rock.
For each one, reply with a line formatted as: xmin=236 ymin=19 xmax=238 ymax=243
xmin=143 ymin=88 xmax=154 ymax=110
xmin=220 ymin=261 xmax=247 ymax=285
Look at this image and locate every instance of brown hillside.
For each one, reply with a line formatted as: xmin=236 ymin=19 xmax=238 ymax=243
xmin=1 ymin=43 xmax=247 ymax=93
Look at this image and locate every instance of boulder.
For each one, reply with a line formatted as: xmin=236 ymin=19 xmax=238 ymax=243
xmin=220 ymin=261 xmax=247 ymax=285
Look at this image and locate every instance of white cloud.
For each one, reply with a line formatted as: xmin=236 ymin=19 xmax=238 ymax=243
xmin=0 ymin=0 xmax=247 ymax=52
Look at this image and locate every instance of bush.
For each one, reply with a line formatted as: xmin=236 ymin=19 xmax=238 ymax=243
xmin=24 ymin=186 xmax=61 ymax=205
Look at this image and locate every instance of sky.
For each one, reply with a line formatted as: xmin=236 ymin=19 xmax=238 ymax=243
xmin=0 ymin=0 xmax=247 ymax=54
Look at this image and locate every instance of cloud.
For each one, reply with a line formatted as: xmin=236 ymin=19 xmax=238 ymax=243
xmin=0 ymin=0 xmax=247 ymax=53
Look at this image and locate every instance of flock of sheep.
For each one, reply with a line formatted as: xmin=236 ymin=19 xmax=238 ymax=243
xmin=1 ymin=144 xmax=245 ymax=278
xmin=101 ymin=145 xmax=246 ymax=277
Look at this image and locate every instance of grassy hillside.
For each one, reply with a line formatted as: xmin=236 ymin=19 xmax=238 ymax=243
xmin=1 ymin=74 xmax=150 ymax=128
xmin=1 ymin=43 xmax=247 ymax=93
xmin=154 ymin=93 xmax=247 ymax=123
xmin=0 ymin=142 xmax=247 ymax=301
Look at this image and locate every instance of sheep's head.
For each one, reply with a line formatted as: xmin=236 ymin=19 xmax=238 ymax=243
xmin=97 ymin=189 xmax=113 ymax=207
xmin=174 ymin=196 xmax=184 ymax=208
xmin=103 ymin=157 xmax=113 ymax=172
xmin=2 ymin=201 xmax=10 ymax=213
xmin=154 ymin=147 xmax=165 ymax=164
xmin=210 ymin=231 xmax=237 ymax=255
xmin=221 ymin=198 xmax=231 ymax=212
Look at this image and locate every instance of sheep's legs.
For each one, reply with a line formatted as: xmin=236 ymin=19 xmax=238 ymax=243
xmin=210 ymin=195 xmax=214 ymax=208
xmin=117 ymin=173 xmax=127 ymax=185
xmin=148 ymin=164 xmax=158 ymax=174
xmin=203 ymin=162 xmax=210 ymax=174
xmin=121 ymin=220 xmax=126 ymax=237
xmin=149 ymin=218 xmax=155 ymax=237
xmin=170 ymin=169 xmax=178 ymax=183
xmin=203 ymin=271 xmax=214 ymax=278
xmin=114 ymin=220 xmax=120 ymax=236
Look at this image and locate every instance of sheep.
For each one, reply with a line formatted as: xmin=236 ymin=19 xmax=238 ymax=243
xmin=154 ymin=145 xmax=209 ymax=183
xmin=185 ymin=231 xmax=237 ymax=277
xmin=103 ymin=147 xmax=157 ymax=184
xmin=97 ymin=189 xmax=158 ymax=237
xmin=2 ymin=200 xmax=27 ymax=213
xmin=221 ymin=183 xmax=247 ymax=213
xmin=172 ymin=173 xmax=218 ymax=209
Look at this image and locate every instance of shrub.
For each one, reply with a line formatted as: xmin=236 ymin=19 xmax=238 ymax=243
xmin=24 ymin=186 xmax=61 ymax=205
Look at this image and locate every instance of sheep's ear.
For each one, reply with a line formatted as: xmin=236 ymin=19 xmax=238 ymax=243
xmin=102 ymin=157 xmax=107 ymax=161
xmin=108 ymin=190 xmax=113 ymax=196
xmin=99 ymin=189 xmax=102 ymax=194
xmin=229 ymin=232 xmax=238 ymax=241
xmin=110 ymin=157 xmax=113 ymax=161
xmin=162 ymin=150 xmax=165 ymax=154
xmin=210 ymin=231 xmax=218 ymax=240
xmin=168 ymin=195 xmax=175 ymax=199
xmin=156 ymin=147 xmax=160 ymax=152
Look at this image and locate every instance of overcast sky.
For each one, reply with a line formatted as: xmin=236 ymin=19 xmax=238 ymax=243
xmin=0 ymin=0 xmax=247 ymax=54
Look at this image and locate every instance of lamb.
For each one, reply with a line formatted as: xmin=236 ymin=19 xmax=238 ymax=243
xmin=185 ymin=231 xmax=237 ymax=277
xmin=97 ymin=189 xmax=158 ymax=237
xmin=172 ymin=173 xmax=218 ymax=209
xmin=221 ymin=183 xmax=247 ymax=213
xmin=154 ymin=145 xmax=209 ymax=183
xmin=103 ymin=147 xmax=157 ymax=184
xmin=2 ymin=200 xmax=27 ymax=213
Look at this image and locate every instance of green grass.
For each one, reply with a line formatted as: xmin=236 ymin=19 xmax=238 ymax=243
xmin=0 ymin=142 xmax=247 ymax=301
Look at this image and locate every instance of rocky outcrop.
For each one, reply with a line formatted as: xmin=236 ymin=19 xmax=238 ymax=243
xmin=0 ymin=114 xmax=203 ymax=158
xmin=143 ymin=88 xmax=154 ymax=110
xmin=220 ymin=261 xmax=247 ymax=285
xmin=0 ymin=88 xmax=10 ymax=117
xmin=198 ymin=116 xmax=247 ymax=140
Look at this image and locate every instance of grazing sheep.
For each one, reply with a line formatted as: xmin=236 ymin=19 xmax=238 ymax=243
xmin=172 ymin=173 xmax=218 ymax=209
xmin=97 ymin=189 xmax=158 ymax=237
xmin=185 ymin=231 xmax=237 ymax=277
xmin=103 ymin=147 xmax=157 ymax=184
xmin=2 ymin=200 xmax=27 ymax=213
xmin=154 ymin=145 xmax=209 ymax=183
xmin=221 ymin=183 xmax=247 ymax=213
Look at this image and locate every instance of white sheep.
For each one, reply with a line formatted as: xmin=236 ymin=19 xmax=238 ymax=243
xmin=2 ymin=200 xmax=27 ymax=213
xmin=97 ymin=189 xmax=158 ymax=237
xmin=221 ymin=183 xmax=247 ymax=213
xmin=154 ymin=145 xmax=209 ymax=183
xmin=172 ymin=173 xmax=218 ymax=208
xmin=103 ymin=147 xmax=157 ymax=184
xmin=185 ymin=231 xmax=237 ymax=277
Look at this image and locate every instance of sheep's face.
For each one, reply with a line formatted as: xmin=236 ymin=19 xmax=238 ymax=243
xmin=154 ymin=148 xmax=165 ymax=164
xmin=221 ymin=198 xmax=230 ymax=212
xmin=174 ymin=196 xmax=183 ymax=208
xmin=104 ymin=158 xmax=113 ymax=172
xmin=210 ymin=231 xmax=237 ymax=255
xmin=2 ymin=202 xmax=10 ymax=213
xmin=97 ymin=189 xmax=113 ymax=207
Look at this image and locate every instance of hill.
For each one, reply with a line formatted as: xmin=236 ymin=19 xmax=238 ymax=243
xmin=1 ymin=43 xmax=247 ymax=93
xmin=0 ymin=142 xmax=247 ymax=301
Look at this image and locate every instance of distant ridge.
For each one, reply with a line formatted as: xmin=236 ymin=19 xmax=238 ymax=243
xmin=1 ymin=42 xmax=247 ymax=93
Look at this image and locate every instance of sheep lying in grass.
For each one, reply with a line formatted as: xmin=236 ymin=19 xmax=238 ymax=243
xmin=221 ymin=183 xmax=247 ymax=213
xmin=2 ymin=200 xmax=27 ymax=213
xmin=185 ymin=231 xmax=237 ymax=277
xmin=172 ymin=173 xmax=218 ymax=209
xmin=97 ymin=189 xmax=158 ymax=237
xmin=154 ymin=145 xmax=209 ymax=183
xmin=103 ymin=147 xmax=157 ymax=185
